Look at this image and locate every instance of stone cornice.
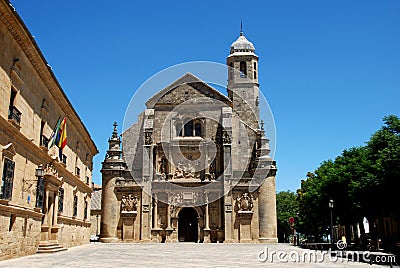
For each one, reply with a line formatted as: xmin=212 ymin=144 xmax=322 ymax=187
xmin=58 ymin=215 xmax=91 ymax=227
xmin=0 ymin=0 xmax=98 ymax=155
xmin=0 ymin=202 xmax=43 ymax=219
xmin=0 ymin=116 xmax=93 ymax=194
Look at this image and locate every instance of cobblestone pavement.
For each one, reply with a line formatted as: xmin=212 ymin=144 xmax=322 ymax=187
xmin=0 ymin=243 xmax=388 ymax=268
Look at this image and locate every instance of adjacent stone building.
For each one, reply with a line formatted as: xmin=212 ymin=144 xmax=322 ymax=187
xmin=0 ymin=0 xmax=98 ymax=260
xmin=90 ymin=184 xmax=102 ymax=237
xmin=100 ymin=30 xmax=278 ymax=243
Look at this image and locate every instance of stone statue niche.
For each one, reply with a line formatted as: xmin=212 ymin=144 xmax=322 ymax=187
xmin=157 ymin=157 xmax=169 ymax=181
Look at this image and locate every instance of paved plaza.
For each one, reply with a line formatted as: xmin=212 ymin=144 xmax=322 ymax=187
xmin=0 ymin=243 xmax=389 ymax=268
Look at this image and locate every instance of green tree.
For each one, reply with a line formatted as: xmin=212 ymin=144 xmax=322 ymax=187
xmin=367 ymin=115 xmax=400 ymax=217
xmin=276 ymin=191 xmax=298 ymax=242
xmin=297 ymin=115 xmax=400 ymax=247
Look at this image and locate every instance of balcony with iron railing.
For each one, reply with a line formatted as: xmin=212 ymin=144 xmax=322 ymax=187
xmin=8 ymin=106 xmax=21 ymax=126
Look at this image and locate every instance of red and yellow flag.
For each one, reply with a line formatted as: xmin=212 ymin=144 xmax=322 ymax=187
xmin=57 ymin=117 xmax=67 ymax=150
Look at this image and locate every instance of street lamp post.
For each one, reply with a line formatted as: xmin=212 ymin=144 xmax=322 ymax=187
xmin=96 ymin=215 xmax=99 ymax=236
xmin=35 ymin=164 xmax=44 ymax=177
xmin=329 ymin=199 xmax=334 ymax=252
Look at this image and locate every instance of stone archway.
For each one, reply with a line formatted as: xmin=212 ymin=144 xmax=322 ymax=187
xmin=178 ymin=207 xmax=198 ymax=242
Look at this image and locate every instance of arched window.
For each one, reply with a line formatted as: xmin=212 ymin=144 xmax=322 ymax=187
xmin=240 ymin=61 xmax=247 ymax=78
xmin=184 ymin=120 xmax=194 ymax=137
xmin=195 ymin=123 xmax=202 ymax=137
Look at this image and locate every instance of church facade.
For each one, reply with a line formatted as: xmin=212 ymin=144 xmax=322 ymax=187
xmin=100 ymin=31 xmax=278 ymax=243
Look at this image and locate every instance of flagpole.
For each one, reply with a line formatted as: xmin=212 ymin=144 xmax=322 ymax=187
xmin=48 ymin=116 xmax=61 ymax=149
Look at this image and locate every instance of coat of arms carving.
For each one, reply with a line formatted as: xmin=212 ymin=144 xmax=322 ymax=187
xmin=236 ymin=193 xmax=253 ymax=211
xmin=121 ymin=194 xmax=138 ymax=212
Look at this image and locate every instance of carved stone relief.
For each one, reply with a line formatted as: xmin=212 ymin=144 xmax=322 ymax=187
xmin=121 ymin=194 xmax=138 ymax=212
xmin=236 ymin=193 xmax=253 ymax=212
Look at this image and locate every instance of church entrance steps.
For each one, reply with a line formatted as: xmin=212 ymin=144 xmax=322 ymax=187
xmin=37 ymin=243 xmax=67 ymax=254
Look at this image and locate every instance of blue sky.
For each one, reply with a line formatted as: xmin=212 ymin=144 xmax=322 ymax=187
xmin=10 ymin=0 xmax=400 ymax=192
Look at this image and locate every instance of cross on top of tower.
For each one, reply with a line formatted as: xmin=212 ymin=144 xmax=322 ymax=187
xmin=112 ymin=121 xmax=118 ymax=139
xmin=229 ymin=22 xmax=255 ymax=54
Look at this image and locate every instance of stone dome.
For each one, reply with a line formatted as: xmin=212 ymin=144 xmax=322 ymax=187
xmin=230 ymin=32 xmax=255 ymax=54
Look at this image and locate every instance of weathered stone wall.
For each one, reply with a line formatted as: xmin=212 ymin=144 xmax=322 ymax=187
xmin=90 ymin=211 xmax=101 ymax=235
xmin=57 ymin=222 xmax=91 ymax=248
xmin=0 ymin=1 xmax=97 ymax=260
xmin=0 ymin=214 xmax=41 ymax=261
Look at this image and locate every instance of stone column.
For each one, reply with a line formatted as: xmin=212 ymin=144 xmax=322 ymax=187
xmin=204 ymin=192 xmax=211 ymax=243
xmin=223 ymin=145 xmax=234 ymax=243
xmin=205 ymin=205 xmax=210 ymax=230
xmin=166 ymin=204 xmax=171 ymax=229
xmin=204 ymin=146 xmax=210 ymax=180
xmin=42 ymin=188 xmax=50 ymax=227
xmin=100 ymin=176 xmax=118 ymax=243
xmin=141 ymin=143 xmax=152 ymax=241
xmin=258 ymin=175 xmax=278 ymax=243
xmin=165 ymin=203 xmax=174 ymax=242
xmin=53 ymin=192 xmax=59 ymax=226
xmin=153 ymin=195 xmax=158 ymax=229
xmin=222 ymin=108 xmax=233 ymax=243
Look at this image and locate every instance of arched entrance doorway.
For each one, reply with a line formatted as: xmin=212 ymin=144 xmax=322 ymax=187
xmin=178 ymin=207 xmax=198 ymax=242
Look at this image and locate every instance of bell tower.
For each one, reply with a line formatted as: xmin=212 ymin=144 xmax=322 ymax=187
xmin=227 ymin=26 xmax=260 ymax=129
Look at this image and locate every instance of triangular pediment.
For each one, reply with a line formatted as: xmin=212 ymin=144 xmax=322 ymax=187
xmin=145 ymin=73 xmax=232 ymax=108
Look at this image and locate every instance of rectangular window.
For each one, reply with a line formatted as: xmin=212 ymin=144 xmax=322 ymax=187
xmin=1 ymin=158 xmax=15 ymax=200
xmin=8 ymin=106 xmax=22 ymax=125
xmin=58 ymin=188 xmax=64 ymax=213
xmin=8 ymin=89 xmax=21 ymax=125
xmin=35 ymin=176 xmax=45 ymax=209
xmin=85 ymin=176 xmax=90 ymax=185
xmin=39 ymin=121 xmax=45 ymax=146
xmin=73 ymin=195 xmax=78 ymax=217
xmin=240 ymin=61 xmax=247 ymax=78
xmin=84 ymin=201 xmax=88 ymax=220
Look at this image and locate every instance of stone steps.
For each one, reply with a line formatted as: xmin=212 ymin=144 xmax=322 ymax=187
xmin=37 ymin=243 xmax=67 ymax=254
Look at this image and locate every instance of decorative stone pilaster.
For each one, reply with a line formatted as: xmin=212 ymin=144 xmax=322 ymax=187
xmin=222 ymin=107 xmax=234 ymax=243
xmin=203 ymin=192 xmax=211 ymax=243
xmin=236 ymin=193 xmax=254 ymax=243
xmin=238 ymin=211 xmax=253 ymax=243
xmin=120 ymin=194 xmax=139 ymax=241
